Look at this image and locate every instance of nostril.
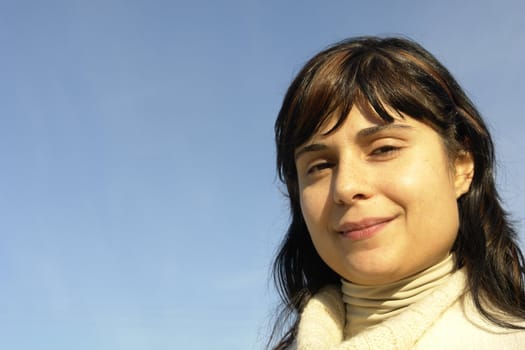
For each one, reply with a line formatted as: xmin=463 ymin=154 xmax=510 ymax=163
xmin=334 ymin=191 xmax=368 ymax=205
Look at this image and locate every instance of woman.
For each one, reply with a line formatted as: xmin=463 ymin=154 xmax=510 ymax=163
xmin=269 ymin=36 xmax=525 ymax=349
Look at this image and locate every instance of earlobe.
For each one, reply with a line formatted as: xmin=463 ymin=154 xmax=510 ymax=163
xmin=454 ymin=151 xmax=474 ymax=198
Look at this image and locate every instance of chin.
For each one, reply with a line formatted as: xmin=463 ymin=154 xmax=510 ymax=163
xmin=339 ymin=256 xmax=404 ymax=284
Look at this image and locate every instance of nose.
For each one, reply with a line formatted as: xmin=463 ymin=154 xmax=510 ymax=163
xmin=332 ymin=158 xmax=371 ymax=205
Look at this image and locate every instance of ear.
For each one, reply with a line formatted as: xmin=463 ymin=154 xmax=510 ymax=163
xmin=454 ymin=150 xmax=474 ymax=198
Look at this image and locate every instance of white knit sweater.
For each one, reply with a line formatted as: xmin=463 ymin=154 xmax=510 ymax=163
xmin=290 ymin=269 xmax=525 ymax=349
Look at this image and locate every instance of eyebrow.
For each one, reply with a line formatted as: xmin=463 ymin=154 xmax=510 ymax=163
xmin=294 ymin=123 xmax=414 ymax=160
xmin=356 ymin=123 xmax=413 ymax=138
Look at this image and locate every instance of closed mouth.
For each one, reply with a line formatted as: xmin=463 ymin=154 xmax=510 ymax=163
xmin=337 ymin=216 xmax=397 ymax=240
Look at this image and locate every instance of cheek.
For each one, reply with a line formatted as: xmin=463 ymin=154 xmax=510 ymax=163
xmin=300 ymin=187 xmax=324 ymax=228
xmin=299 ymin=184 xmax=335 ymax=243
xmin=393 ymin=156 xmax=456 ymax=200
xmin=381 ymin=152 xmax=456 ymax=211
xmin=389 ymin=158 xmax=460 ymax=240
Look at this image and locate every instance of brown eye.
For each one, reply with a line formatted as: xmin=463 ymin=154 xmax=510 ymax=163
xmin=370 ymin=145 xmax=400 ymax=157
xmin=307 ymin=162 xmax=333 ymax=174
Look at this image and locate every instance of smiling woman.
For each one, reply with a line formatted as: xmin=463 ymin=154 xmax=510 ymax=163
xmin=296 ymin=106 xmax=470 ymax=287
xmin=268 ymin=37 xmax=525 ymax=349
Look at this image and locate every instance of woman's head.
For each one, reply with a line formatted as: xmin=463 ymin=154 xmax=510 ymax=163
xmin=274 ymin=36 xmax=497 ymax=289
xmin=294 ymin=104 xmax=474 ymax=285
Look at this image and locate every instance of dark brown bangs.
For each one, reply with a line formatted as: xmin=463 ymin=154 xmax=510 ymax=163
xmin=356 ymin=48 xmax=453 ymax=133
xmin=286 ymin=50 xmax=357 ymax=150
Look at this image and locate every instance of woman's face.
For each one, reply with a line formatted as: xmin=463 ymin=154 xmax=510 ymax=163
xmin=295 ymin=105 xmax=473 ymax=285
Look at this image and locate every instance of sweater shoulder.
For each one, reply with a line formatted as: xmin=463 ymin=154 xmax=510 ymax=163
xmin=414 ymin=293 xmax=525 ymax=349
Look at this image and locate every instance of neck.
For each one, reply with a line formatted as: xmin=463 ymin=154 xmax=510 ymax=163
xmin=341 ymin=254 xmax=455 ymax=337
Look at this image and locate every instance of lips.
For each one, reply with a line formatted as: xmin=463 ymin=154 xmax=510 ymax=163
xmin=337 ymin=216 xmax=396 ymax=241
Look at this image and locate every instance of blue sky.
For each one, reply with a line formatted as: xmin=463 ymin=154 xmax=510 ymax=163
xmin=0 ymin=1 xmax=524 ymax=349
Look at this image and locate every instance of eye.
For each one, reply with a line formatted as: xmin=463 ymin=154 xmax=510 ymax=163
xmin=307 ymin=162 xmax=333 ymax=175
xmin=370 ymin=145 xmax=401 ymax=158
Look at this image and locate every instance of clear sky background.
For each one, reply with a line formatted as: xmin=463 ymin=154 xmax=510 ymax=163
xmin=0 ymin=1 xmax=524 ymax=349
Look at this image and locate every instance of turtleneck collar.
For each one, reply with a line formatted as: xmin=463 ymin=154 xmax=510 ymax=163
xmin=341 ymin=254 xmax=456 ymax=338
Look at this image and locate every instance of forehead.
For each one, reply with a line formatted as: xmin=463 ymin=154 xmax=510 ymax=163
xmin=307 ymin=103 xmax=406 ymax=141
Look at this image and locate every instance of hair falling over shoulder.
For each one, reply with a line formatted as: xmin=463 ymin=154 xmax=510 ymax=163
xmin=267 ymin=36 xmax=525 ymax=350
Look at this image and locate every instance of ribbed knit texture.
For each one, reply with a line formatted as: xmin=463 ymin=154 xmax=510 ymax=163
xmin=341 ymin=254 xmax=455 ymax=337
